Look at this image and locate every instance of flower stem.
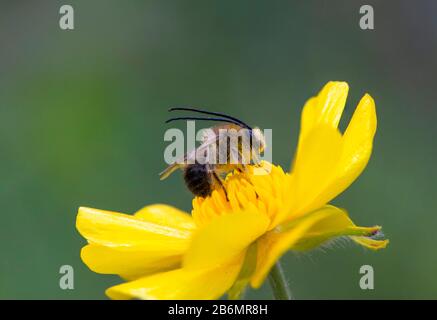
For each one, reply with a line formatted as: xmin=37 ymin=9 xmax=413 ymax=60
xmin=268 ymin=261 xmax=294 ymax=300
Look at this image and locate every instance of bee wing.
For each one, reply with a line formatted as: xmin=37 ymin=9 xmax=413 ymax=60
xmin=160 ymin=125 xmax=233 ymax=180
xmin=159 ymin=162 xmax=183 ymax=180
xmin=159 ymin=142 xmax=212 ymax=181
xmin=185 ymin=128 xmax=224 ymax=163
xmin=159 ymin=148 xmax=192 ymax=181
xmin=195 ymin=125 xmax=252 ymax=165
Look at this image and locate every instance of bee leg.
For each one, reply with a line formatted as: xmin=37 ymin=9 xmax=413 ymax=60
xmin=251 ymin=153 xmax=263 ymax=168
xmin=239 ymin=165 xmax=259 ymax=199
xmin=212 ymin=171 xmax=229 ymax=201
xmin=237 ymin=164 xmax=249 ymax=174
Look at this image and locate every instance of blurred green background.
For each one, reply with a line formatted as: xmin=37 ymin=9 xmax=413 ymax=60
xmin=0 ymin=0 xmax=436 ymax=299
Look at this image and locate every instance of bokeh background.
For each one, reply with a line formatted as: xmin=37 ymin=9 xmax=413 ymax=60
xmin=1 ymin=0 xmax=436 ymax=299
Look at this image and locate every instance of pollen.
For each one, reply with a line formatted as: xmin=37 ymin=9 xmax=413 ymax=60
xmin=191 ymin=162 xmax=289 ymax=227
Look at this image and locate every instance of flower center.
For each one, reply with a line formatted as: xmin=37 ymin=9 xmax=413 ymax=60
xmin=191 ymin=162 xmax=290 ymax=227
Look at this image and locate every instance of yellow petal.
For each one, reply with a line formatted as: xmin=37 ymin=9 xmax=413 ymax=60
xmin=134 ymin=204 xmax=196 ymax=231
xmin=227 ymin=242 xmax=258 ymax=300
xmin=81 ymin=244 xmax=182 ymax=280
xmin=293 ymin=125 xmax=343 ymax=209
xmin=76 ymin=207 xmax=191 ymax=248
xmin=351 ymin=236 xmax=389 ymax=250
xmin=251 ymin=207 xmax=335 ymax=288
xmin=275 ymin=125 xmax=343 ymax=226
xmin=251 ymin=205 xmax=387 ymax=288
xmin=106 ymin=255 xmax=244 ymax=300
xmin=281 ymin=91 xmax=377 ymax=225
xmin=288 ymin=205 xmax=387 ymax=251
xmin=310 ymin=94 xmax=377 ymax=206
xmin=183 ymin=210 xmax=270 ymax=269
xmin=299 ymin=81 xmax=349 ymax=143
xmin=77 ymin=207 xmax=193 ymax=279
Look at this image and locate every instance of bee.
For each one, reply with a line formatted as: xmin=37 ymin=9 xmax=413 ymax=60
xmin=159 ymin=107 xmax=266 ymax=199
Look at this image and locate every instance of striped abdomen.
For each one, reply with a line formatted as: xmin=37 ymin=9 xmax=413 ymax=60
xmin=183 ymin=163 xmax=212 ymax=198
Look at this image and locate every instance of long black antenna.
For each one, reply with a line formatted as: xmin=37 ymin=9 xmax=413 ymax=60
xmin=168 ymin=107 xmax=252 ymax=129
xmin=165 ymin=116 xmax=245 ymax=127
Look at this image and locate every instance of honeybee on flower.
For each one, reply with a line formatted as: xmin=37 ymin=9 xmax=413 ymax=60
xmin=76 ymin=81 xmax=388 ymax=300
xmin=160 ymin=107 xmax=268 ymax=200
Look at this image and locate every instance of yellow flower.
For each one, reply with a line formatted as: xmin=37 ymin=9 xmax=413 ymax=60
xmin=76 ymin=81 xmax=388 ymax=300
